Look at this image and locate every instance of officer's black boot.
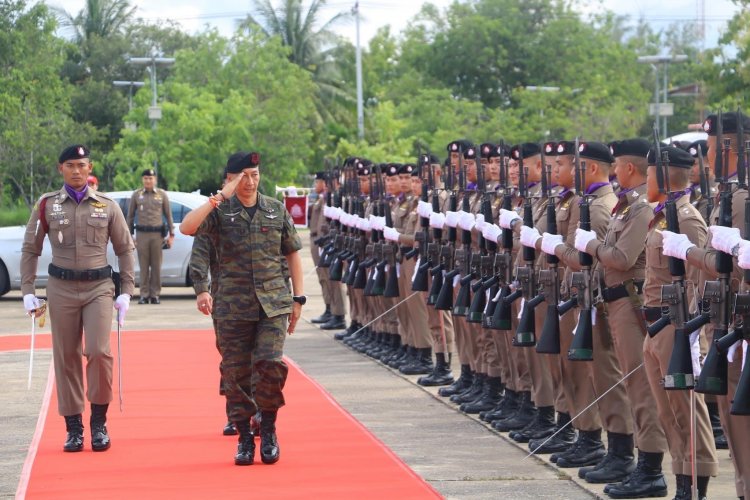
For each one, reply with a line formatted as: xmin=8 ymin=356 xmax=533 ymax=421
xmin=493 ymin=391 xmax=536 ymax=432
xmin=311 ymin=304 xmax=332 ymax=324
xmin=400 ymin=347 xmax=434 ymax=375
xmin=438 ymin=364 xmax=473 ymax=397
xmin=511 ymin=405 xmax=556 ymax=443
xmin=672 ymin=474 xmax=708 ymax=500
xmin=418 ymin=352 xmax=454 ymax=386
xmin=605 ymin=450 xmax=667 ymax=499
xmin=63 ymin=414 xmax=84 ymax=452
xmin=90 ymin=403 xmax=111 ymax=451
xmin=259 ymin=410 xmax=280 ymax=464
xmin=555 ymin=428 xmax=606 ymax=468
xmin=383 ymin=343 xmax=407 ymax=365
xmin=461 ymin=376 xmax=503 ymax=413
xmin=334 ymin=321 xmax=359 ymax=341
xmin=483 ymin=389 xmax=519 ymax=423
xmin=452 ymin=372 xmax=485 ymax=404
xmin=583 ymin=432 xmax=635 ymax=483
xmin=320 ymin=315 xmax=346 ymax=330
xmin=234 ymin=420 xmax=255 ymax=465
xmin=528 ymin=412 xmax=576 ymax=454
xmin=707 ymin=401 xmax=728 ymax=450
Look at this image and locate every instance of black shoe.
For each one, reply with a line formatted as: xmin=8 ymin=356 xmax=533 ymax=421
xmin=583 ymin=433 xmax=635 ymax=483
xmin=223 ymin=421 xmax=238 ymax=436
xmin=605 ymin=451 xmax=667 ymax=499
xmin=671 ymin=474 xmax=709 ymax=500
xmin=320 ymin=315 xmax=346 ymax=330
xmin=150 ymin=297 xmax=160 ymax=304
xmin=528 ymin=412 xmax=575 ymax=455
xmin=493 ymin=391 xmax=536 ymax=432
xmin=334 ymin=322 xmax=359 ymax=341
xmin=90 ymin=403 xmax=111 ymax=451
xmin=399 ymin=348 xmax=434 ymax=375
xmin=511 ymin=405 xmax=556 ymax=443
xmin=138 ymin=297 xmax=149 ymax=304
xmin=483 ymin=390 xmax=520 ymax=423
xmin=438 ymin=365 xmax=473 ymax=397
xmin=418 ymin=353 xmax=454 ymax=386
xmin=461 ymin=377 xmax=503 ymax=414
xmin=451 ymin=373 xmax=485 ymax=404
xmin=259 ymin=411 xmax=280 ymax=464
xmin=555 ymin=429 xmax=606 ymax=468
xmin=311 ymin=306 xmax=332 ymax=324
xmin=234 ymin=420 xmax=255 ymax=465
xmin=63 ymin=414 xmax=84 ymax=452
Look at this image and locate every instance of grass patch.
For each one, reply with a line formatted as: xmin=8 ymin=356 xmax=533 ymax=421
xmin=0 ymin=206 xmax=31 ymax=227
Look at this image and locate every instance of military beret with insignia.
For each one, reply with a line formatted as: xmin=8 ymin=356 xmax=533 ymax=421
xmin=226 ymin=151 xmax=261 ymax=173
xmin=463 ymin=146 xmax=477 ymax=160
xmin=555 ymin=141 xmax=576 ymax=156
xmin=578 ymin=141 xmax=614 ymax=164
xmin=544 ymin=142 xmax=556 ymax=155
xmin=688 ymin=140 xmax=708 ymax=158
xmin=647 ymin=145 xmax=694 ymax=169
xmin=610 ymin=138 xmax=650 ymax=159
xmin=142 ymin=168 xmax=156 ymax=177
xmin=357 ymin=166 xmax=370 ymax=177
xmin=314 ymin=171 xmax=326 ymax=180
xmin=58 ymin=144 xmax=90 ymax=163
xmin=399 ymin=163 xmax=415 ymax=175
xmin=386 ymin=164 xmax=401 ymax=177
xmin=447 ymin=139 xmax=473 ymax=153
xmin=480 ymin=143 xmax=496 ymax=159
xmin=510 ymin=143 xmax=542 ymax=160
xmin=703 ymin=112 xmax=750 ymax=136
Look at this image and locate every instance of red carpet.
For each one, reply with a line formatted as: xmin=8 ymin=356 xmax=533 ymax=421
xmin=15 ymin=330 xmax=441 ymax=499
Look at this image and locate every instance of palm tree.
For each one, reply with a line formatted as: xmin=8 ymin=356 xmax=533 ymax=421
xmin=240 ymin=0 xmax=353 ymax=125
xmin=52 ymin=0 xmax=136 ymax=47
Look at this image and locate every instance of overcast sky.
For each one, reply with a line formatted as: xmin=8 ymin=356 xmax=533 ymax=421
xmin=44 ymin=0 xmax=739 ymax=49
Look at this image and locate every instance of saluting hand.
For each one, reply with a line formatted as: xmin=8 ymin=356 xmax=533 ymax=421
xmin=220 ymin=172 xmax=244 ymax=200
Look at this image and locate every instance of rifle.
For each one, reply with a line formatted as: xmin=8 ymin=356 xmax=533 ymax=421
xmin=732 ymin=129 xmax=750 ymax=414
xmin=435 ymin=146 xmax=461 ymax=311
xmin=568 ymin=138 xmax=595 ymax=361
xmin=489 ymin=143 xmax=515 ymax=330
xmin=696 ymin=111 xmax=734 ymax=395
xmin=453 ymin=149 xmax=475 ymax=316
xmin=697 ymin=145 xmax=714 ymax=222
xmin=412 ymin=151 xmax=432 ymax=292
xmin=383 ymin=165 xmax=400 ymax=299
xmin=366 ymin=165 xmax=387 ymax=296
xmin=468 ymin=146 xmax=493 ymax=323
xmin=427 ymin=158 xmax=446 ymax=305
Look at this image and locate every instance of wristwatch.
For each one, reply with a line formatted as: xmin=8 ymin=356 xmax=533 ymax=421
xmin=292 ymin=295 xmax=307 ymax=305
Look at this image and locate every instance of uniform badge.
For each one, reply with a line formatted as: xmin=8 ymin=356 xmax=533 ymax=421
xmin=659 ymin=220 xmax=667 ymax=230
xmin=58 ymin=231 xmax=63 ymax=244
xmin=265 ymin=214 xmax=278 ymax=219
xmin=53 ymin=204 xmax=62 ymax=212
xmin=631 ymin=191 xmax=639 ymax=198
xmin=90 ymin=201 xmax=107 ymax=208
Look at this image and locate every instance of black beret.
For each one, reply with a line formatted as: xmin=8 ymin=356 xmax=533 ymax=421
xmin=554 ymin=141 xmax=575 ymax=156
xmin=399 ymin=163 xmax=415 ymax=175
xmin=314 ymin=171 xmax=326 ymax=180
xmin=688 ymin=140 xmax=708 ymax=158
xmin=578 ymin=141 xmax=614 ymax=164
xmin=703 ymin=112 xmax=750 ymax=136
xmin=463 ymin=145 xmax=478 ymax=160
xmin=58 ymin=144 xmax=90 ymax=163
xmin=447 ymin=139 xmax=473 ymax=153
xmin=647 ymin=145 xmax=694 ymax=169
xmin=610 ymin=138 xmax=650 ymax=159
xmin=496 ymin=143 xmax=511 ymax=157
xmin=226 ymin=151 xmax=260 ymax=173
xmin=543 ymin=142 xmax=557 ymax=156
xmin=419 ymin=153 xmax=441 ymax=165
xmin=411 ymin=165 xmax=420 ymax=177
xmin=385 ymin=164 xmax=401 ymax=177
xmin=480 ymin=143 xmax=496 ymax=159
xmin=142 ymin=168 xmax=156 ymax=177
xmin=357 ymin=166 xmax=369 ymax=177
xmin=510 ymin=143 xmax=541 ymax=160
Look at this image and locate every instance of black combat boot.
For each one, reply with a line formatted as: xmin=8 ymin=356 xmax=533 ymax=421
xmin=334 ymin=321 xmax=359 ymax=341
xmin=365 ymin=332 xmax=388 ymax=358
xmin=400 ymin=348 xmax=434 ymax=375
xmin=555 ymin=429 xmax=606 ymax=468
xmin=234 ymin=420 xmax=255 ymax=465
xmin=223 ymin=421 xmax=238 ymax=435
xmin=482 ymin=389 xmax=519 ymax=423
xmin=382 ymin=343 xmax=407 ymax=365
xmin=583 ymin=432 xmax=635 ymax=483
xmin=511 ymin=405 xmax=556 ymax=443
xmin=605 ymin=451 xmax=667 ymax=499
xmin=259 ymin=411 xmax=280 ymax=464
xmin=451 ymin=373 xmax=486 ymax=404
xmin=671 ymin=474 xmax=709 ymax=500
xmin=90 ymin=403 xmax=111 ymax=451
xmin=493 ymin=391 xmax=536 ymax=432
xmin=528 ymin=412 xmax=575 ymax=454
xmin=320 ymin=315 xmax=346 ymax=330
xmin=311 ymin=305 xmax=332 ymax=324
xmin=438 ymin=365 xmax=473 ymax=397
xmin=343 ymin=325 xmax=366 ymax=345
xmin=390 ymin=345 xmax=416 ymax=369
xmin=707 ymin=401 xmax=728 ymax=450
xmin=461 ymin=376 xmax=503 ymax=413
xmin=418 ymin=353 xmax=454 ymax=386
xmin=63 ymin=414 xmax=84 ymax=452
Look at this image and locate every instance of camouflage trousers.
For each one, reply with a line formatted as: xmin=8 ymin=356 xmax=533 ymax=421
xmin=216 ymin=315 xmax=289 ymax=422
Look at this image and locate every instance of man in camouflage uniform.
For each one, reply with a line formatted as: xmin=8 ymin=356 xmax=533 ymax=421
xmin=182 ymin=151 xmax=304 ymax=466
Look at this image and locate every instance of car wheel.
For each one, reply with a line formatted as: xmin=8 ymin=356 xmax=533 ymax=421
xmin=0 ymin=261 xmax=9 ymax=296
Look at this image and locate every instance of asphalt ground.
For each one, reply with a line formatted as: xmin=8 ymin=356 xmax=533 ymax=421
xmin=0 ymin=229 xmax=738 ymax=499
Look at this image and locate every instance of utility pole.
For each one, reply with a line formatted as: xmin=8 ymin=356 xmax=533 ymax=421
xmin=353 ymin=1 xmax=364 ymax=139
xmin=113 ymin=80 xmax=145 ymax=131
xmin=637 ymin=55 xmax=688 ymax=138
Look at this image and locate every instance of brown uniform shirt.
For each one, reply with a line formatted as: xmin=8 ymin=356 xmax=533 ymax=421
xmin=21 ymin=187 xmax=136 ymax=296
xmin=309 ymin=192 xmax=327 ymax=238
xmin=126 ymin=187 xmax=175 ymax=235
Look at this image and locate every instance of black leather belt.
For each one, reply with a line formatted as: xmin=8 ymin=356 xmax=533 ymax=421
xmin=49 ymin=264 xmax=112 ymax=281
xmin=400 ymin=246 xmax=412 ymax=255
xmin=602 ymin=280 xmax=644 ymax=303
xmin=135 ymin=225 xmax=163 ymax=232
xmin=641 ymin=306 xmax=663 ymax=322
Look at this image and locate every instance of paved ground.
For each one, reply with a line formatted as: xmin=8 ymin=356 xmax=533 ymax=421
xmin=0 ymin=230 xmax=739 ymax=499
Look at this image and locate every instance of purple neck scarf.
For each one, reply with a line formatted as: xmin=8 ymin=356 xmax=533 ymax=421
xmin=64 ymin=184 xmax=87 ymax=204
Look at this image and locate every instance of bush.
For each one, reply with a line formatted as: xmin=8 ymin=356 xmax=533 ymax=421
xmin=0 ymin=206 xmax=31 ymax=227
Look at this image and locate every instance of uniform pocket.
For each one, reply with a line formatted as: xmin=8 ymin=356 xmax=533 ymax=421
xmin=86 ymin=218 xmax=109 ymax=245
xmin=50 ymin=219 xmax=75 ymax=248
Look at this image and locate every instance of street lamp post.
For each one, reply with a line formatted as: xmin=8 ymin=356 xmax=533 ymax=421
xmin=127 ymin=56 xmax=175 ymax=176
xmin=112 ymin=80 xmax=145 ymax=132
xmin=637 ymin=55 xmax=688 ymax=138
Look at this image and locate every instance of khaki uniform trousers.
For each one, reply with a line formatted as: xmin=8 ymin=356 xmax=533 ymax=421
xmin=426 ymin=293 xmax=454 ymax=354
xmin=136 ymin=231 xmax=164 ymax=299
xmin=453 ymin=281 xmax=475 ymax=367
xmin=311 ymin=241 xmax=332 ymax=305
xmin=400 ymin=258 xmax=431 ymax=348
xmin=508 ymin=301 xmax=533 ymax=392
xmin=482 ymin=325 xmax=503 ymax=379
xmin=705 ymin=324 xmax=750 ymax=496
xmin=48 ymin=276 xmax=115 ymax=416
xmin=643 ymin=323 xmax=718 ymax=477
xmin=529 ymin=303 xmax=558 ymax=408
xmin=558 ymin=310 xmax=602 ymax=431
xmin=327 ymin=277 xmax=346 ymax=316
xmin=491 ymin=329 xmax=513 ymax=388
xmin=606 ymin=296 xmax=667 ymax=453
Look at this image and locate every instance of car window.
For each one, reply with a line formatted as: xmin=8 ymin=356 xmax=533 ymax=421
xmin=170 ymin=201 xmax=192 ymax=223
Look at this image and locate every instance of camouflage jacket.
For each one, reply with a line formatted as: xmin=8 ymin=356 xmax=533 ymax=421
xmin=191 ymin=193 xmax=302 ymax=320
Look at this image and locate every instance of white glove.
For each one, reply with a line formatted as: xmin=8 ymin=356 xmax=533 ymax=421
xmin=368 ymin=214 xmax=381 ymax=231
xmin=458 ymin=211 xmax=475 ymax=231
xmin=737 ymin=240 xmax=750 ymax=269
xmin=429 ymin=212 xmax=446 ymax=229
xmin=482 ymin=223 xmax=502 ymax=243
xmin=323 ymin=206 xmax=331 ymax=218
xmin=499 ymin=208 xmax=521 ymax=229
xmin=114 ymin=294 xmax=131 ymax=327
xmin=661 ymin=230 xmax=695 ymax=261
xmin=475 ymin=213 xmax=486 ymax=232
xmin=383 ymin=227 xmax=400 ymax=242
xmin=709 ymin=226 xmax=743 ymax=254
xmin=376 ymin=216 xmax=386 ymax=231
xmin=330 ymin=207 xmax=341 ymax=221
xmin=541 ymin=232 xmax=564 ymax=255
xmin=574 ymin=228 xmax=599 ymax=253
xmin=520 ymin=226 xmax=542 ymax=248
xmin=417 ymin=200 xmax=432 ymax=218
xmin=358 ymin=218 xmax=372 ymax=232
xmin=23 ymin=294 xmax=41 ymax=315
xmin=445 ymin=211 xmax=460 ymax=228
